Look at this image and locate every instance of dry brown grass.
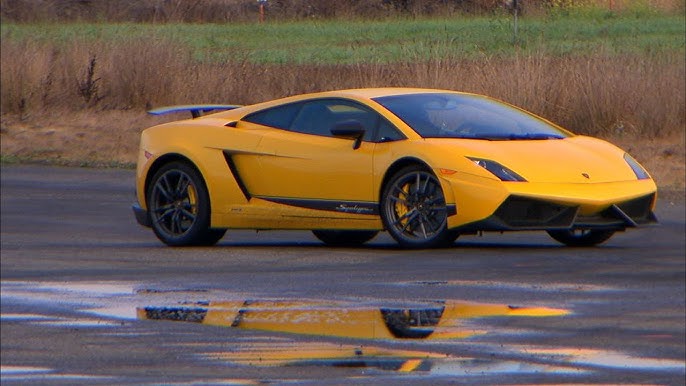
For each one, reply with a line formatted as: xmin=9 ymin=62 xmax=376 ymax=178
xmin=1 ymin=37 xmax=684 ymax=196
xmin=0 ymin=0 xmax=500 ymax=22
xmin=2 ymin=0 xmax=683 ymax=22
xmin=2 ymin=38 xmax=683 ymax=137
xmin=1 ymin=110 xmax=165 ymax=166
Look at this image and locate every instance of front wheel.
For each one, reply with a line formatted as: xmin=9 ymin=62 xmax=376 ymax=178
xmin=381 ymin=165 xmax=458 ymax=248
xmin=312 ymin=230 xmax=379 ymax=246
xmin=147 ymin=162 xmax=226 ymax=246
xmin=547 ymin=229 xmax=615 ymax=247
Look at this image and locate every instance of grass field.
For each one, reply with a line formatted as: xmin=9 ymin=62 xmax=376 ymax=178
xmin=2 ymin=14 xmax=684 ymax=64
xmin=1 ymin=12 xmax=684 ymax=194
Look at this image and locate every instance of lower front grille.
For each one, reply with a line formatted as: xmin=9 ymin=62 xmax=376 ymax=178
xmin=492 ymin=196 xmax=578 ymax=229
xmin=616 ymin=193 xmax=657 ymax=224
xmin=455 ymin=193 xmax=657 ymax=233
xmin=575 ymin=193 xmax=657 ymax=228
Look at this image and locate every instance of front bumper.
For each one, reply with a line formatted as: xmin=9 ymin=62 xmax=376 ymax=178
xmin=457 ymin=193 xmax=657 ymax=232
xmin=444 ymin=174 xmax=658 ymax=231
xmin=132 ymin=203 xmax=152 ymax=228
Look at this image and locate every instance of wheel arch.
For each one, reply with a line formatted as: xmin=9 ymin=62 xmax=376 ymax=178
xmin=144 ymin=153 xmax=205 ymax=208
xmin=378 ymin=157 xmax=433 ymax=203
xmin=378 ymin=156 xmax=457 ymax=215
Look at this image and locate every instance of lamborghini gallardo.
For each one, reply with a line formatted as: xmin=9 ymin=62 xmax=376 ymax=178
xmin=132 ymin=88 xmax=657 ymax=248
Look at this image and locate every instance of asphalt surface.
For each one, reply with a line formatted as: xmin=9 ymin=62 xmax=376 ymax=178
xmin=1 ymin=164 xmax=685 ymax=385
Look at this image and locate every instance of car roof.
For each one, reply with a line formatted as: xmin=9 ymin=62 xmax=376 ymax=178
xmin=312 ymin=87 xmax=461 ymax=99
xmin=207 ymin=88 xmax=476 ymax=121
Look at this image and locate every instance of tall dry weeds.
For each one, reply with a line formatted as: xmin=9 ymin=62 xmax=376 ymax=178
xmin=2 ymin=0 xmax=683 ymax=22
xmin=2 ymin=37 xmax=683 ymax=138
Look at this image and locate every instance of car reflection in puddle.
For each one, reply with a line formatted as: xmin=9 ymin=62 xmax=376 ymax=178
xmin=200 ymin=340 xmax=587 ymax=375
xmin=138 ymin=298 xmax=569 ymax=340
xmin=139 ymin=298 xmax=582 ymax=374
xmin=3 ymin=281 xmax=684 ymax=378
xmin=138 ymin=297 xmax=685 ymax=376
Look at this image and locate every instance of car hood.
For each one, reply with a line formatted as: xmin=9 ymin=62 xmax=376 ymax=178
xmin=427 ymin=135 xmax=640 ymax=184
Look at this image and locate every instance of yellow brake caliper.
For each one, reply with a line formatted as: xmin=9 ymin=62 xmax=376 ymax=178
xmin=395 ymin=183 xmax=411 ymax=227
xmin=187 ymin=184 xmax=198 ymax=215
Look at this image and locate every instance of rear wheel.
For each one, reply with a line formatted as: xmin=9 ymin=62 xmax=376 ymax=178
xmin=312 ymin=230 xmax=379 ymax=246
xmin=547 ymin=229 xmax=615 ymax=247
xmin=381 ymin=165 xmax=458 ymax=248
xmin=147 ymin=162 xmax=226 ymax=246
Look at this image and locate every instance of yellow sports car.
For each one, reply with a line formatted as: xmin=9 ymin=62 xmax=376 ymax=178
xmin=132 ymin=88 xmax=657 ymax=248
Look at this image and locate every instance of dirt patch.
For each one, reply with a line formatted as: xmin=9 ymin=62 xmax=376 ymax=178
xmin=0 ymin=111 xmax=168 ymax=167
xmin=1 ymin=111 xmax=683 ymax=201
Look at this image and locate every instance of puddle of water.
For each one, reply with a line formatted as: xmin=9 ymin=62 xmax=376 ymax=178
xmin=429 ymin=358 xmax=585 ymax=376
xmin=0 ymin=313 xmax=58 ymax=321
xmin=0 ymin=281 xmax=138 ymax=310
xmin=205 ymin=341 xmax=443 ymax=366
xmin=512 ymin=346 xmax=686 ymax=371
xmin=0 ymin=313 xmax=120 ymax=329
xmin=0 ymin=280 xmax=222 ymax=328
xmin=0 ymin=366 xmax=117 ymax=382
xmin=399 ymin=280 xmax=619 ymax=293
xmin=201 ymin=340 xmax=681 ymax=376
xmin=36 ymin=282 xmax=135 ymax=296
xmin=35 ymin=318 xmax=124 ymax=328
xmin=148 ymin=380 xmax=260 ymax=385
xmin=1 ymin=365 xmax=53 ymax=374
xmin=201 ymin=341 xmax=585 ymax=375
xmin=138 ymin=299 xmax=569 ymax=341
xmin=85 ymin=305 xmax=139 ymax=320
xmin=6 ymin=280 xmax=678 ymax=378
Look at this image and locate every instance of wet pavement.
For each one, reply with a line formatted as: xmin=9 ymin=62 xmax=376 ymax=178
xmin=1 ymin=165 xmax=685 ymax=384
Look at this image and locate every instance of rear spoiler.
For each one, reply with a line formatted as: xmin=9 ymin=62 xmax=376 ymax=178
xmin=148 ymin=104 xmax=242 ymax=119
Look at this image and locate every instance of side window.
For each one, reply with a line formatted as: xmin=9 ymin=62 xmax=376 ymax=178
xmin=376 ymin=119 xmax=405 ymax=142
xmin=244 ymin=98 xmax=405 ymax=143
xmin=289 ymin=100 xmax=338 ymax=136
xmin=242 ymin=102 xmax=304 ymax=129
xmin=289 ymin=99 xmax=382 ymax=140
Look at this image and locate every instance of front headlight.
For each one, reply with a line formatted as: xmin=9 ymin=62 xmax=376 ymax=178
xmin=623 ymin=153 xmax=650 ymax=180
xmin=467 ymin=157 xmax=527 ymax=182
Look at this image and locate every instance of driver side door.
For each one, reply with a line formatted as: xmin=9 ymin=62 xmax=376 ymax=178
xmin=239 ymin=98 xmax=383 ymax=214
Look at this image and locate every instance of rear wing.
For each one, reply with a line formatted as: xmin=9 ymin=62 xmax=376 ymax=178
xmin=148 ymin=104 xmax=242 ymax=119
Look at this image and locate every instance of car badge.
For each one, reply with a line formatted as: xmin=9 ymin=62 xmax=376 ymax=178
xmin=582 ymin=173 xmax=590 ymax=179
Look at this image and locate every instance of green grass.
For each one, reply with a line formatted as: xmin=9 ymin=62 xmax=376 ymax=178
xmin=2 ymin=13 xmax=684 ymax=64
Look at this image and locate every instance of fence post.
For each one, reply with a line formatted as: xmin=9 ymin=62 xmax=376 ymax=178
xmin=258 ymin=0 xmax=267 ymax=23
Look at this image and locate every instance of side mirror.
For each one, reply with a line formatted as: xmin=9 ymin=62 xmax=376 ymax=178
xmin=331 ymin=120 xmax=365 ymax=150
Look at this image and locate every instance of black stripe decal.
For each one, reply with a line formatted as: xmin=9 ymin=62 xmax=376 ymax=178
xmin=257 ymin=196 xmax=379 ymax=215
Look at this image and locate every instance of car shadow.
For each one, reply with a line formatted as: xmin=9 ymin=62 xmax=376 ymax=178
xmin=210 ymin=240 xmax=624 ymax=251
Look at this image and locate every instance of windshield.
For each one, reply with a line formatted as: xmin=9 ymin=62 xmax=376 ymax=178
xmin=373 ymin=93 xmax=570 ymax=140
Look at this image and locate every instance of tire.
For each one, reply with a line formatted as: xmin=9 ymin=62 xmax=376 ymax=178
xmin=547 ymin=229 xmax=615 ymax=247
xmin=147 ymin=162 xmax=226 ymax=246
xmin=312 ymin=230 xmax=379 ymax=246
xmin=380 ymin=165 xmax=458 ymax=248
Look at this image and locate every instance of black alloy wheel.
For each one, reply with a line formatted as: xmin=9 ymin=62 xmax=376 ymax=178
xmin=147 ymin=162 xmax=226 ymax=246
xmin=381 ymin=165 xmax=458 ymax=248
